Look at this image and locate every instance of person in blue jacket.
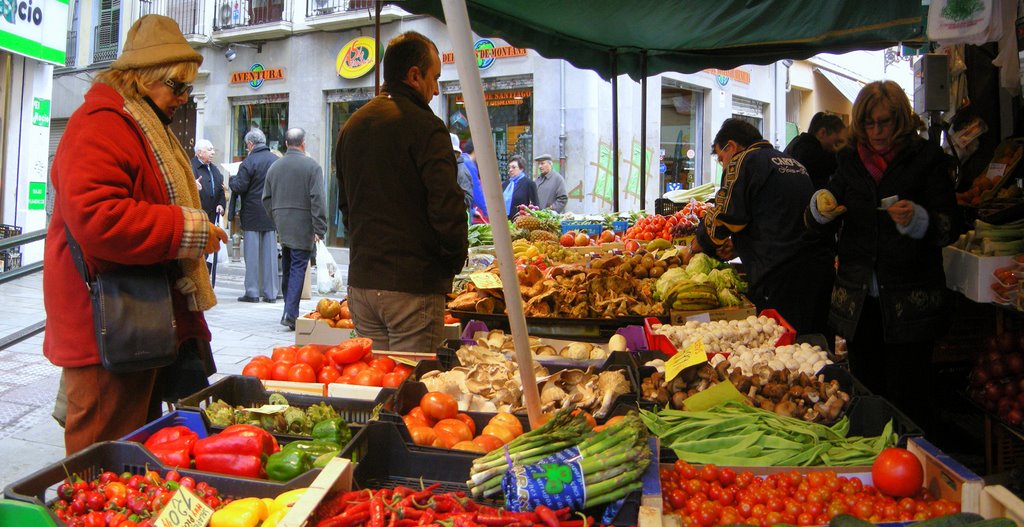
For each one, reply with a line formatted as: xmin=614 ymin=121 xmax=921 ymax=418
xmin=502 ymin=155 xmax=538 ymax=219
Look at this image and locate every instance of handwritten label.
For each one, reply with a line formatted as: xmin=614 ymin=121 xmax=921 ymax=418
xmin=664 ymin=340 xmax=708 ymax=381
xmin=153 ymin=486 xmax=213 ymax=527
xmin=389 ymin=356 xmax=419 ymax=367
xmin=470 ymin=272 xmax=503 ymax=289
xmin=247 ymin=404 xmax=288 ymax=415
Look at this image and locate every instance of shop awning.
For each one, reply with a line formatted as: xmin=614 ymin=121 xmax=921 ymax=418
xmin=397 ymin=0 xmax=927 ymax=80
xmin=814 ymin=67 xmax=865 ymax=104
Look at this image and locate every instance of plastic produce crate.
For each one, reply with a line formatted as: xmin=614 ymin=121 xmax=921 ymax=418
xmin=0 ymin=499 xmax=57 ymax=527
xmin=176 ymin=374 xmax=385 ymax=441
xmin=3 ymin=441 xmax=317 ymax=525
xmin=341 ymin=422 xmax=645 ymax=526
xmin=120 ymin=409 xmax=209 ymax=442
xmin=644 ymin=309 xmax=796 ymax=356
xmin=560 ymin=220 xmax=603 ymax=236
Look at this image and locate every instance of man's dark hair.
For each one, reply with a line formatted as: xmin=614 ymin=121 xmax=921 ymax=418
xmin=285 ymin=127 xmax=305 ymax=147
xmin=808 ymin=112 xmax=845 ymax=135
xmin=463 ymin=138 xmax=475 ymax=154
xmin=382 ymin=31 xmax=438 ymax=87
xmin=713 ymin=118 xmax=763 ymax=149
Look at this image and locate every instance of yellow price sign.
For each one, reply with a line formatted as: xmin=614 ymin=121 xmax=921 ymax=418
xmin=153 ymin=486 xmax=213 ymax=527
xmin=664 ymin=340 xmax=709 ymax=382
xmin=470 ymin=272 xmax=502 ymax=289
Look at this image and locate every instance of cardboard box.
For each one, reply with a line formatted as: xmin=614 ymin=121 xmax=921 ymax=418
xmin=942 ymin=245 xmax=1015 ymax=303
xmin=669 ymin=298 xmax=756 ymax=324
xmin=295 ymin=317 xmax=358 ymax=346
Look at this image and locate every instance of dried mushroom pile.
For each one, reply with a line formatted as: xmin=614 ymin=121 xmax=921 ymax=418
xmin=419 ymin=336 xmax=631 ymax=418
xmin=448 ymin=259 xmax=668 ymax=318
xmin=640 ymin=358 xmax=850 ymax=425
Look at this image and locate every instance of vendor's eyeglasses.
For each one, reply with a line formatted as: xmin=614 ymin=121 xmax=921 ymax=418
xmin=164 ymin=78 xmax=194 ymax=97
xmin=864 ymin=116 xmax=894 ymax=130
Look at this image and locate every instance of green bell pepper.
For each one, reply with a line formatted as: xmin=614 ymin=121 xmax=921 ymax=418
xmin=282 ymin=440 xmax=340 ymax=458
xmin=265 ymin=448 xmax=312 ymax=482
xmin=312 ymin=450 xmax=340 ymax=468
xmin=311 ymin=418 xmax=350 ymax=445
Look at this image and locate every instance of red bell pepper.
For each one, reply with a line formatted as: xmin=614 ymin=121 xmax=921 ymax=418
xmin=143 ymin=426 xmax=198 ymax=450
xmin=142 ymin=426 xmax=198 ymax=469
xmin=219 ymin=424 xmax=279 ymax=455
xmin=193 ymin=427 xmax=275 ymax=479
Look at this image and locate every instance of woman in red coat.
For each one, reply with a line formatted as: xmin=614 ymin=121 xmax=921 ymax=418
xmin=44 ymin=15 xmax=228 ymax=454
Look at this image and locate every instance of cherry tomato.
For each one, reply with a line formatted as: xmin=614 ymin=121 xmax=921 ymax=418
xmin=872 ymin=448 xmax=924 ymax=498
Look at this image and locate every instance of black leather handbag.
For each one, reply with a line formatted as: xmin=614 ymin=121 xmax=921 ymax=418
xmin=65 ymin=226 xmax=178 ymax=373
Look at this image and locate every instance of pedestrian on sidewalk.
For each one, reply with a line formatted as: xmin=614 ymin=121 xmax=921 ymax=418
xmin=43 ymin=14 xmax=225 ymax=454
xmin=263 ymin=128 xmax=328 ymax=330
xmin=230 ymin=128 xmax=279 ymax=303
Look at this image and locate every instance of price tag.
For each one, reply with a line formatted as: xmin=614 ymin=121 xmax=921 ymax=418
xmin=388 ymin=356 xmax=419 ymax=367
xmin=247 ymin=404 xmax=288 ymax=415
xmin=987 ymin=163 xmax=1006 ymax=182
xmin=664 ymin=340 xmax=708 ymax=381
xmin=686 ymin=312 xmax=712 ymax=323
xmin=682 ymin=379 xmax=746 ymax=411
xmin=470 ymin=272 xmax=503 ymax=289
xmin=153 ymin=486 xmax=213 ymax=527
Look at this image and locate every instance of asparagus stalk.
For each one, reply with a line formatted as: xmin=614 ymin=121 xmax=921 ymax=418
xmin=585 ymin=465 xmax=648 ymax=501
xmin=585 ymin=480 xmax=643 ymax=508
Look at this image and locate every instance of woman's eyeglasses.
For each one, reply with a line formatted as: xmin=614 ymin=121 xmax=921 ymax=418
xmin=164 ymin=79 xmax=194 ymax=97
xmin=863 ymin=117 xmax=894 ymax=130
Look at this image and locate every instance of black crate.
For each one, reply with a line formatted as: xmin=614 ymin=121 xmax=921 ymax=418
xmin=846 ymin=394 xmax=923 ymax=446
xmin=176 ymin=375 xmax=385 ymax=442
xmin=3 ymin=441 xmax=316 ymax=525
xmin=655 ymin=198 xmax=682 ymax=216
xmin=341 ymin=422 xmax=643 ymax=526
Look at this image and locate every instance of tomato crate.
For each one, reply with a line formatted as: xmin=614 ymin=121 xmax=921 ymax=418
xmin=340 ymin=422 xmax=651 ymax=526
xmin=560 ymin=220 xmax=603 ymax=236
xmin=3 ymin=441 xmax=314 ymax=526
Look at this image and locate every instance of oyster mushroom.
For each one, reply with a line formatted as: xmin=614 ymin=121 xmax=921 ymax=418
xmin=594 ymin=370 xmax=631 ymax=418
xmin=560 ymin=342 xmax=595 ymax=360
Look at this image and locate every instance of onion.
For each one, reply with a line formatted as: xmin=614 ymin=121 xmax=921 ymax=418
xmin=989 ymin=360 xmax=1008 ymax=381
xmin=985 ymin=381 xmax=1003 ymax=400
xmin=1008 ymin=408 xmax=1024 ymax=427
xmin=971 ymin=369 xmax=990 ymax=387
xmin=998 ymin=333 xmax=1017 ymax=354
xmin=1008 ymin=353 xmax=1024 ymax=375
xmin=986 ymin=350 xmax=1002 ymax=364
xmin=1006 ymin=382 xmax=1020 ymax=398
xmin=985 ymin=335 xmax=1001 ymax=353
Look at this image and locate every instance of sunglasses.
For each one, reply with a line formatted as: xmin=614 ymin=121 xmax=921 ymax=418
xmin=163 ymin=78 xmax=194 ymax=97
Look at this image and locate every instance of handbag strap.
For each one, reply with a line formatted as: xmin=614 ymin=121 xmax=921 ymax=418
xmin=64 ymin=224 xmax=93 ymax=290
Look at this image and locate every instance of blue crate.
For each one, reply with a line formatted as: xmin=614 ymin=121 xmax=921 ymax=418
xmin=120 ymin=410 xmax=208 ymax=443
xmin=611 ymin=220 xmax=630 ymax=234
xmin=561 ymin=220 xmax=602 ymax=235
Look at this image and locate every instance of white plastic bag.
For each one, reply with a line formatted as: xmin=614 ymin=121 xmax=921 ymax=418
xmin=315 ymin=240 xmax=342 ymax=294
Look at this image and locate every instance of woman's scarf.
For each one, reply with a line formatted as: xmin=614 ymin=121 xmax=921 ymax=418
xmin=503 ymin=173 xmax=523 ymax=217
xmin=123 ymin=97 xmax=217 ymax=312
xmin=857 ymin=143 xmax=900 ymax=185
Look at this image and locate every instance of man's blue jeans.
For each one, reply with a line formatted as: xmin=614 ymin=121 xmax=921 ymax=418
xmin=281 ymin=246 xmax=310 ymax=321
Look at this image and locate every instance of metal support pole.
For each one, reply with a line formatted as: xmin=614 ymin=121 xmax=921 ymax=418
xmin=611 ymin=51 xmax=619 ymax=213
xmin=640 ymin=51 xmax=648 ymax=212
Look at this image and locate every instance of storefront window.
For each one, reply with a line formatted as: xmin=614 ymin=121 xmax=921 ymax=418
xmin=660 ymin=84 xmax=702 ymax=190
xmin=443 ymin=77 xmax=533 ymax=181
xmin=325 ymin=92 xmax=373 ymax=248
xmin=230 ymin=97 xmax=289 ymax=161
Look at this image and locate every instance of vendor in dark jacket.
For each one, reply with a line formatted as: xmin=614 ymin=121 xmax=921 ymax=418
xmin=693 ymin=118 xmax=832 ymax=335
xmin=784 ymin=112 xmax=846 ymax=190
xmin=335 ymin=31 xmax=468 ymax=353
xmin=807 ymin=80 xmax=960 ymax=435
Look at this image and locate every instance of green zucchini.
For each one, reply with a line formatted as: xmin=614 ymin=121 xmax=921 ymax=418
xmin=910 ymin=512 xmax=985 ymax=527
xmin=828 ymin=514 xmax=875 ymax=527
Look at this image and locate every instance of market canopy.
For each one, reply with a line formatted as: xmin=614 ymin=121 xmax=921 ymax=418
xmin=397 ymin=0 xmax=927 ymax=80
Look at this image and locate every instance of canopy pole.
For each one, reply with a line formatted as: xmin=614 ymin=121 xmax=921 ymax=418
xmin=611 ymin=51 xmax=619 ymax=212
xmin=640 ymin=50 xmax=648 ymax=212
xmin=440 ymin=0 xmax=543 ymax=428
xmin=374 ymin=1 xmax=382 ymax=95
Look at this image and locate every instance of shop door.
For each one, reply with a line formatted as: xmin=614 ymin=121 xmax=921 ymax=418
xmin=170 ymin=98 xmax=197 ymax=153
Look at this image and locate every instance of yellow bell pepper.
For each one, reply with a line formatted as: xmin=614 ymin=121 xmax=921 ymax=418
xmin=273 ymin=488 xmax=307 ymax=509
xmin=209 ymin=497 xmax=269 ymax=527
xmin=261 ymin=497 xmax=281 ymax=516
xmin=261 ymin=508 xmax=287 ymax=527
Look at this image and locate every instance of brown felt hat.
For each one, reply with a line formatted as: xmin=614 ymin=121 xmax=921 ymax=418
xmin=110 ymin=15 xmax=203 ymax=71
xmin=534 ymin=153 xmax=553 ymax=162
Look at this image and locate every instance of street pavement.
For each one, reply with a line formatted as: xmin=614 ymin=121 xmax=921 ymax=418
xmin=0 ymin=254 xmax=343 ymax=491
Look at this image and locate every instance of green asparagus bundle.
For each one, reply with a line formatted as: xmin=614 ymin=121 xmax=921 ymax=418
xmin=640 ymin=400 xmax=895 ymax=467
xmin=467 ymin=410 xmax=652 ymax=509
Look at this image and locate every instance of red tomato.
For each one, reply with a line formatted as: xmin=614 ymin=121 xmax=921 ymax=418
xmin=286 ymin=363 xmax=317 ymax=383
xmin=420 ymin=392 xmax=458 ymax=421
xmin=381 ymin=370 xmax=408 ymax=388
xmin=352 ymin=368 xmax=384 ymax=386
xmin=318 ymin=366 xmax=341 ymax=384
xmin=296 ymin=346 xmax=325 ymax=373
xmin=242 ymin=361 xmax=270 ymax=380
xmin=453 ymin=413 xmax=477 ymax=436
xmin=342 ymin=361 xmax=369 ymax=378
xmin=872 ymin=448 xmax=924 ymax=498
xmin=393 ymin=364 xmax=414 ymax=377
xmin=368 ymin=357 xmax=396 ymax=373
xmin=248 ymin=355 xmax=273 ymax=367
xmin=270 ymin=361 xmax=294 ymax=381
xmin=271 ymin=346 xmax=298 ymax=363
xmin=326 ymin=344 xmax=364 ymax=366
xmin=408 ymin=406 xmax=436 ymax=427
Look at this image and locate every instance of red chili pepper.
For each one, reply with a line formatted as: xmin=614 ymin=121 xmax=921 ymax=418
xmin=416 ymin=509 xmax=435 ymax=527
xmin=193 ymin=452 xmax=264 ymax=478
xmin=368 ymin=498 xmax=385 ymax=527
xmin=396 ymin=521 xmax=418 ymax=527
xmin=475 ymin=513 xmax=522 ymax=526
xmin=411 ymin=483 xmax=441 ymax=502
xmin=559 ymin=517 xmax=594 ymax=527
xmin=552 ymin=508 xmax=571 ymax=521
xmin=534 ymin=505 xmax=559 ymax=527
xmin=317 ymin=510 xmax=371 ymax=527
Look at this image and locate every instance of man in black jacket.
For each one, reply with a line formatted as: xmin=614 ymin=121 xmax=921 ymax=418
xmin=784 ymin=112 xmax=846 ymax=190
xmin=694 ymin=118 xmax=832 ymax=334
xmin=192 ymin=139 xmax=226 ymax=283
xmin=229 ymin=128 xmax=279 ymax=304
xmin=335 ymin=31 xmax=468 ymax=353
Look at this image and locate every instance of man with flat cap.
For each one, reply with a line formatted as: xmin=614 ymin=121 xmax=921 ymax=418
xmin=534 ymin=153 xmax=567 ymax=212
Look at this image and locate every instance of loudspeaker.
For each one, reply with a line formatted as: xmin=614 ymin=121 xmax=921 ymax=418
xmin=913 ymin=54 xmax=949 ymax=114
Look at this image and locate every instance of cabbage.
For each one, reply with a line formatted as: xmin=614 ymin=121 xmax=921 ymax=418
xmin=685 ymin=253 xmax=718 ymax=277
xmin=707 ymin=268 xmax=748 ymax=293
xmin=718 ymin=288 xmax=744 ymax=307
xmin=655 ymin=267 xmax=689 ymax=299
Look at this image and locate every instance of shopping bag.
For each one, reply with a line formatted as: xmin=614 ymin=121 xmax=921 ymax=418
xmin=316 ymin=240 xmax=343 ymax=294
